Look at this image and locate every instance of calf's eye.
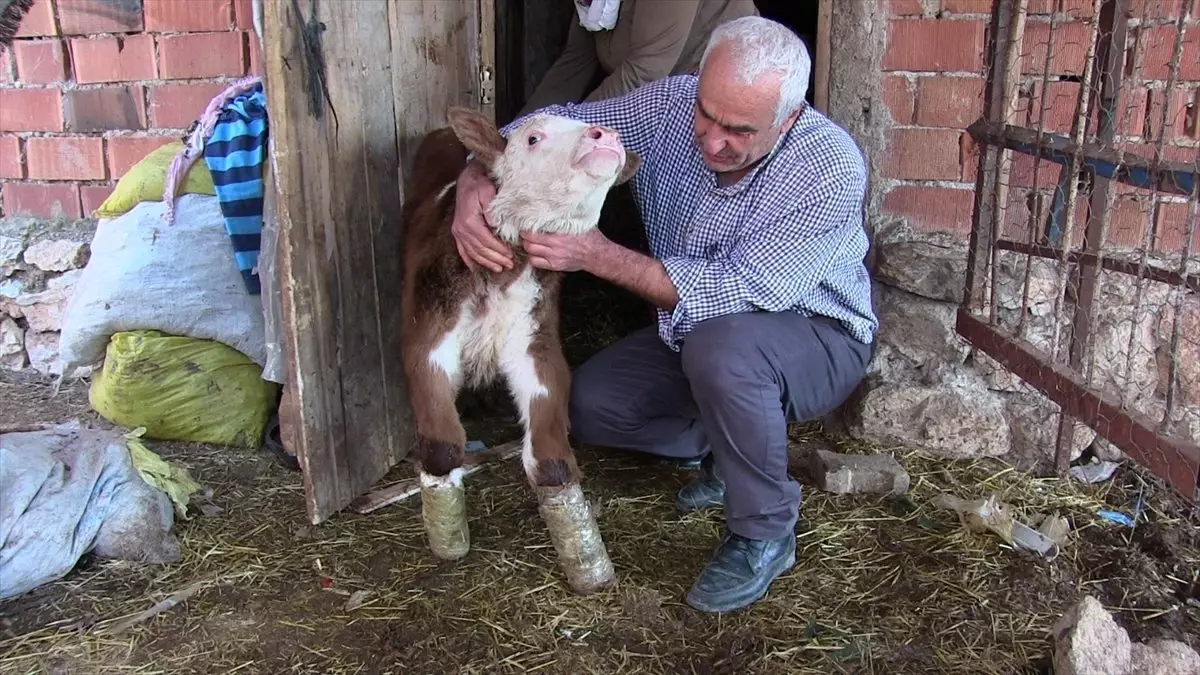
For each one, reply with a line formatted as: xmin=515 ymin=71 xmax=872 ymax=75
xmin=528 ymin=134 xmax=541 ymax=146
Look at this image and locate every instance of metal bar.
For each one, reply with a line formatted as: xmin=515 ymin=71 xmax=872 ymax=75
xmin=967 ymin=119 xmax=1200 ymax=197
xmin=964 ymin=0 xmax=1025 ymax=313
xmin=993 ymin=238 xmax=1200 ymax=291
xmin=957 ymin=309 xmax=1200 ymax=498
xmin=1054 ymin=0 xmax=1130 ymax=472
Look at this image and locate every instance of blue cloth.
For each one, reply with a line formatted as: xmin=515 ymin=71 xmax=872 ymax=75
xmin=203 ymin=83 xmax=268 ymax=295
xmin=498 ymin=74 xmax=878 ymax=351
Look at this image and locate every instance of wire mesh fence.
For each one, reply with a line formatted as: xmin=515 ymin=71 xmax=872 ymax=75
xmin=960 ymin=0 xmax=1200 ymax=499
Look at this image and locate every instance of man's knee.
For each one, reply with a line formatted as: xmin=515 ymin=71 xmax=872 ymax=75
xmin=679 ymin=313 xmax=767 ymax=389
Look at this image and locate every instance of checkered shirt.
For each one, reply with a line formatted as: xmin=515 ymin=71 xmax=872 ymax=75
xmin=500 ymin=73 xmax=878 ymax=351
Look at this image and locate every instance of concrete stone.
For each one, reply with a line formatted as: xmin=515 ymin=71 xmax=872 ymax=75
xmin=0 ymin=278 xmax=23 ymax=298
xmin=0 ymin=317 xmax=26 ymax=370
xmin=1130 ymin=639 xmax=1200 ymax=675
xmin=873 ymin=227 xmax=968 ymax=303
xmin=846 ymin=381 xmax=1011 ymax=459
xmin=807 ymin=448 xmax=910 ymax=495
xmin=1005 ymin=393 xmax=1096 ymax=472
xmin=24 ymin=330 xmax=60 ymax=375
xmin=10 ymin=269 xmax=81 ymax=333
xmin=0 ymin=235 xmax=23 ymax=273
xmin=22 ymin=239 xmax=86 ymax=272
xmin=1050 ymin=595 xmax=1131 ymax=675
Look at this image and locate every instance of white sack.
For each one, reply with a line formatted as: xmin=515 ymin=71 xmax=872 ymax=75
xmin=57 ymin=194 xmax=267 ymax=377
xmin=0 ymin=422 xmax=181 ymax=601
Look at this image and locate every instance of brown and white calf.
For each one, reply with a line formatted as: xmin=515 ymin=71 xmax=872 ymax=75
xmin=399 ymin=107 xmax=640 ymax=594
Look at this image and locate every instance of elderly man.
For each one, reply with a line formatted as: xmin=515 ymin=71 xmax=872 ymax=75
xmin=450 ymin=16 xmax=877 ymax=613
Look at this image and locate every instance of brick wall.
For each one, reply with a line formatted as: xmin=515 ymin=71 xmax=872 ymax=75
xmin=0 ymin=0 xmax=261 ymax=220
xmin=878 ymin=0 xmax=1200 ymax=254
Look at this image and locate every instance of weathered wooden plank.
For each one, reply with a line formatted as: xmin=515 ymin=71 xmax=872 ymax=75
xmin=968 ymin=119 xmax=1200 ymax=196
xmin=813 ymin=0 xmax=832 ymax=113
xmin=263 ymin=0 xmax=409 ymax=525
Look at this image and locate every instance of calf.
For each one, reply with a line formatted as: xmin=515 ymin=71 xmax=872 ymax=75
xmin=399 ymin=107 xmax=640 ymax=595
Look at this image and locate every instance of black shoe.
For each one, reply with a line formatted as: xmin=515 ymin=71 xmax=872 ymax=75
xmin=686 ymin=531 xmax=796 ymax=613
xmin=676 ymin=453 xmax=725 ymax=514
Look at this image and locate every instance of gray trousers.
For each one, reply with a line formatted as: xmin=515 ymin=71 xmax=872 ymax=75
xmin=568 ymin=311 xmax=872 ymax=540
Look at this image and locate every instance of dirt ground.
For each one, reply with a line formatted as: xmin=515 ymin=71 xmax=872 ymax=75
xmin=1 ymin=368 xmax=1198 ymax=675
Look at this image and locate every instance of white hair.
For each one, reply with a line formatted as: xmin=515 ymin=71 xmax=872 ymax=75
xmin=699 ymin=16 xmax=811 ymax=128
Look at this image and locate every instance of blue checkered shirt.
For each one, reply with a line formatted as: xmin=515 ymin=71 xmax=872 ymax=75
xmin=499 ymin=73 xmax=878 ymax=351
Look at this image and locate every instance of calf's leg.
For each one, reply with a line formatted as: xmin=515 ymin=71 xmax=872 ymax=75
xmin=503 ymin=327 xmax=616 ymax=595
xmin=405 ymin=338 xmax=471 ymax=561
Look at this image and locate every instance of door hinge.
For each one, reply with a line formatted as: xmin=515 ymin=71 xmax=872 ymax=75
xmin=478 ymin=65 xmax=494 ymax=106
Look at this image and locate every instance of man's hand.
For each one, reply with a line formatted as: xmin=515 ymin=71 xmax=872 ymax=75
xmin=450 ymin=161 xmax=514 ymax=272
xmin=520 ymin=229 xmax=611 ymax=273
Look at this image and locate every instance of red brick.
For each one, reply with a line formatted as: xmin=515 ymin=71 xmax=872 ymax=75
xmin=884 ymin=128 xmax=965 ymax=180
xmin=70 ymin=35 xmax=157 ymax=84
xmin=234 ymin=0 xmax=255 ymax=29
xmin=14 ymin=0 xmax=57 ymax=37
xmin=1153 ymin=200 xmax=1200 ymax=253
xmin=57 ymin=0 xmax=143 ymax=34
xmin=0 ymin=136 xmax=22 ymax=179
xmin=1009 ymin=151 xmax=1063 ymax=190
xmin=0 ymin=89 xmax=63 ymax=132
xmin=1144 ymin=87 xmax=1195 ymax=141
xmin=884 ymin=19 xmax=986 ymax=72
xmin=247 ymin=31 xmax=261 ymax=76
xmin=882 ymin=75 xmax=915 ymax=124
xmin=883 ymin=185 xmax=976 ymax=235
xmin=940 ymin=0 xmax=991 ymax=14
xmin=1025 ymin=0 xmax=1096 ymax=15
xmin=885 ymin=0 xmax=927 ymax=16
xmin=144 ymin=0 xmax=233 ymax=32
xmin=915 ymin=75 xmax=984 ymax=128
xmin=13 ymin=39 xmax=67 ymax=84
xmin=1025 ymin=80 xmax=1084 ymax=136
xmin=80 ymin=184 xmax=113 ymax=216
xmin=64 ymin=86 xmax=147 ymax=132
xmin=1127 ymin=0 xmax=1199 ymax=21
xmin=158 ymin=32 xmax=246 ymax=80
xmin=2 ymin=183 xmax=81 ymax=219
xmin=1105 ymin=197 xmax=1152 ymax=249
xmin=26 ymin=137 xmax=107 ymax=180
xmin=107 ymin=136 xmax=174 ymax=177
xmin=1022 ymin=20 xmax=1092 ymax=76
xmin=1134 ymin=26 xmax=1200 ymax=82
xmin=149 ymin=82 xmax=226 ymax=128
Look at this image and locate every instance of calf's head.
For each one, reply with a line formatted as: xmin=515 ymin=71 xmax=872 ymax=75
xmin=447 ymin=107 xmax=641 ymax=240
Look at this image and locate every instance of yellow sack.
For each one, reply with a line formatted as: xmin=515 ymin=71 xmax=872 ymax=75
xmin=93 ymin=142 xmax=217 ymax=219
xmin=89 ymin=330 xmax=279 ymax=449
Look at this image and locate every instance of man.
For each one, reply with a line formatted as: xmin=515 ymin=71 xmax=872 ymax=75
xmin=450 ymin=16 xmax=877 ymax=613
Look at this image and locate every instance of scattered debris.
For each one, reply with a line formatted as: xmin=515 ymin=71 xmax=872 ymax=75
xmin=1069 ymin=457 xmax=1121 ymax=484
xmin=349 ymin=440 xmax=522 ymax=514
xmin=1036 ymin=512 xmax=1071 ymax=547
xmin=125 ymin=427 xmax=203 ymax=519
xmin=807 ymin=448 xmax=911 ymax=495
xmin=1050 ymin=595 xmax=1132 ymax=675
xmin=1050 ymin=596 xmax=1200 ymax=675
xmin=1098 ymin=493 xmax=1148 ymax=528
xmin=933 ymin=492 xmax=1060 ymax=557
xmin=342 ymin=590 xmax=372 ymax=612
xmin=103 ymin=578 xmax=207 ymax=636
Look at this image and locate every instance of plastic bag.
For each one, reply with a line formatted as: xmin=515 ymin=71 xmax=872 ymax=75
xmin=89 ymin=330 xmax=279 ymax=448
xmin=93 ymin=142 xmax=216 ymax=219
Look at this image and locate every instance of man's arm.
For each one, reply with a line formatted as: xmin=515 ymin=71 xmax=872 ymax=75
xmin=584 ymin=0 xmax=701 ymax=103
xmin=581 ymin=241 xmax=681 ymax=311
xmin=518 ymin=21 xmax=599 ymax=116
xmin=659 ymin=165 xmax=868 ymax=329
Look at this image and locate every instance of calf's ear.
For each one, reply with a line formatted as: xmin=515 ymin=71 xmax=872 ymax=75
xmin=615 ymin=150 xmax=642 ymax=186
xmin=447 ymin=107 xmax=506 ymax=169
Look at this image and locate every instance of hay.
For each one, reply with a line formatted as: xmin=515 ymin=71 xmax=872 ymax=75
xmin=1 ymin=372 xmax=1197 ymax=674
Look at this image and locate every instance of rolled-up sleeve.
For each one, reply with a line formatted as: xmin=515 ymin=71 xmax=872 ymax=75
xmin=660 ymin=165 xmax=867 ymax=338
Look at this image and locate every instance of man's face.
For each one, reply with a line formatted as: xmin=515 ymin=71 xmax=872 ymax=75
xmin=692 ymin=44 xmax=799 ymax=175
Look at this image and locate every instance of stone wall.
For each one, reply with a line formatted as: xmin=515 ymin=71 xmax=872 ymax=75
xmin=0 ymin=215 xmax=93 ymax=373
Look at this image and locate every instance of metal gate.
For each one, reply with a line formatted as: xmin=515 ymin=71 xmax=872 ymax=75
xmin=958 ymin=0 xmax=1200 ymax=499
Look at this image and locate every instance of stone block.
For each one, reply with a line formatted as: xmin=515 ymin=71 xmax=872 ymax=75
xmin=808 ymin=449 xmax=911 ymax=495
xmin=1050 ymin=595 xmax=1131 ymax=675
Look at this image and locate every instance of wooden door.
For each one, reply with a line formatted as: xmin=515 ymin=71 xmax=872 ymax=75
xmin=263 ymin=0 xmax=497 ymax=525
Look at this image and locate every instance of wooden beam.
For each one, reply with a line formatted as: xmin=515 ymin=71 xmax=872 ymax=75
xmin=813 ymin=0 xmax=832 ymax=113
xmin=967 ymin=119 xmax=1200 ymax=197
xmin=264 ymin=0 xmax=411 ymax=525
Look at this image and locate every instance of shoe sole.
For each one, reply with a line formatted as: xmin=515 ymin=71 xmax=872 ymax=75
xmin=675 ymin=495 xmax=725 ymax=515
xmin=684 ymin=545 xmax=797 ymax=613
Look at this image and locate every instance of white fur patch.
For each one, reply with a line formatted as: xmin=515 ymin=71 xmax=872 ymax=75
xmin=420 ymin=466 xmax=467 ymax=489
xmin=435 ymin=179 xmax=456 ymax=203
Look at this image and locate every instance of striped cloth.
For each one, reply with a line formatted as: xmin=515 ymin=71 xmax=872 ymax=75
xmin=202 ymin=82 xmax=269 ymax=295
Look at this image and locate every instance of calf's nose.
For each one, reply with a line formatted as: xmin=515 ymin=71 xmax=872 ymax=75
xmin=586 ymin=126 xmax=617 ymax=142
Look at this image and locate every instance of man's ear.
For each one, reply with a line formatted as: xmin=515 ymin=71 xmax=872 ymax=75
xmin=447 ymin=107 xmax=506 ymax=169
xmin=615 ymin=150 xmax=641 ymax=186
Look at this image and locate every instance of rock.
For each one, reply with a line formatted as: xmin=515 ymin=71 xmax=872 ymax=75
xmin=868 ymin=284 xmax=970 ymax=382
xmin=1050 ymin=595 xmax=1131 ymax=675
xmin=1156 ymin=295 xmax=1200 ymax=410
xmin=10 ymin=270 xmax=81 ymax=333
xmin=0 ymin=235 xmax=23 ymax=273
xmin=22 ymin=239 xmax=87 ymax=272
xmin=873 ymin=232 xmax=968 ymax=303
xmin=807 ymin=448 xmax=910 ymax=495
xmin=24 ymin=331 xmax=60 ymax=375
xmin=1130 ymin=639 xmax=1200 ymax=675
xmin=0 ymin=278 xmax=23 ymax=298
xmin=846 ymin=381 xmax=1011 ymax=459
xmin=0 ymin=317 xmax=26 ymax=370
xmin=1005 ymin=393 xmax=1095 ymax=471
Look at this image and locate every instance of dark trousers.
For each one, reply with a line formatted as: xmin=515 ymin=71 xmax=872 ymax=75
xmin=569 ymin=311 xmax=872 ymax=540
